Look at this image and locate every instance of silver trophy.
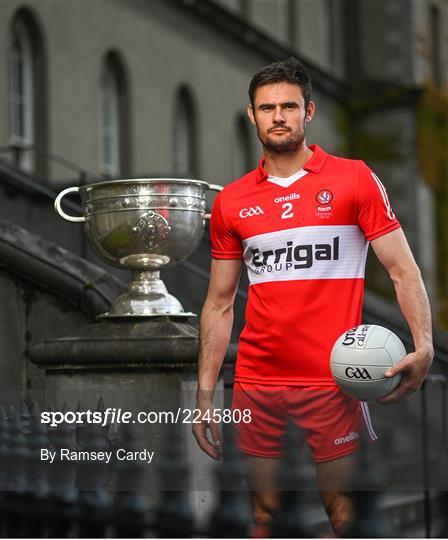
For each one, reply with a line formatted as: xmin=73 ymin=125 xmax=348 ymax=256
xmin=54 ymin=179 xmax=223 ymax=317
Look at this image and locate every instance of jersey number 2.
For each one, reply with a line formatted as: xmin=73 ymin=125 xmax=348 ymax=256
xmin=281 ymin=202 xmax=294 ymax=219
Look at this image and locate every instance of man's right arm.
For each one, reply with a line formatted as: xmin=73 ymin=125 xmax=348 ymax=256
xmin=193 ymin=257 xmax=243 ymax=459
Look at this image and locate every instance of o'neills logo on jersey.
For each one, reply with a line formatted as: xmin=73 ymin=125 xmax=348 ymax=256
xmin=250 ymin=236 xmax=339 ymax=274
xmin=274 ymin=193 xmax=301 ymax=204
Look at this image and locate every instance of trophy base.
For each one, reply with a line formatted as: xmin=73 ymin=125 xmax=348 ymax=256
xmin=99 ymin=270 xmax=196 ymax=318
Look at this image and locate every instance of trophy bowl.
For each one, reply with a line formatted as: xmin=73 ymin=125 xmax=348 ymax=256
xmin=54 ymin=178 xmax=223 ymax=317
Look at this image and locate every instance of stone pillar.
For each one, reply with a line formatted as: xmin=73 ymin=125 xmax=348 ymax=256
xmin=30 ymin=317 xmax=226 ymax=523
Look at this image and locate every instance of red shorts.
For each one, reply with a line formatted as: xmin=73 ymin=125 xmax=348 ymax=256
xmin=232 ymin=382 xmax=377 ymax=462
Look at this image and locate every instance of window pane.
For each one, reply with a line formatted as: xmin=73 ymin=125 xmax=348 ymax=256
xmin=7 ymin=19 xmax=34 ymax=170
xmin=233 ymin=115 xmax=251 ymax=178
xmin=174 ymin=88 xmax=196 ymax=176
xmin=100 ymin=59 xmax=120 ymax=175
xmin=430 ymin=6 xmax=443 ymax=86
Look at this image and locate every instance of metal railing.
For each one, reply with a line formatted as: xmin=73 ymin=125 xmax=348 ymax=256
xmin=0 ymin=143 xmax=103 ymax=185
xmin=0 ymin=396 xmax=447 ymax=538
xmin=421 ymin=374 xmax=448 ymax=538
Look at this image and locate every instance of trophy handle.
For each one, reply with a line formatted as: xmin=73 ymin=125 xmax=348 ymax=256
xmin=204 ymin=183 xmax=224 ymax=220
xmin=54 ymin=186 xmax=85 ymax=223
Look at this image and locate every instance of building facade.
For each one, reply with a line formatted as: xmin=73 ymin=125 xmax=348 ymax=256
xmin=0 ymin=0 xmax=447 ymax=325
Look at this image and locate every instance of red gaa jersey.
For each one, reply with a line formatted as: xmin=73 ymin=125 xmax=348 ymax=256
xmin=210 ymin=144 xmax=401 ymax=386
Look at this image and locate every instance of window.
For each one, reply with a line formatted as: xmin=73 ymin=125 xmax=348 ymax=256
xmin=430 ymin=5 xmax=443 ymax=86
xmin=287 ymin=0 xmax=299 ymax=48
xmin=239 ymin=0 xmax=250 ymax=19
xmin=321 ymin=0 xmax=335 ymax=69
xmin=277 ymin=0 xmax=298 ymax=46
xmin=7 ymin=18 xmax=34 ymax=171
xmin=100 ymin=56 xmax=121 ymax=177
xmin=232 ymin=114 xmax=252 ymax=178
xmin=173 ymin=87 xmax=198 ymax=177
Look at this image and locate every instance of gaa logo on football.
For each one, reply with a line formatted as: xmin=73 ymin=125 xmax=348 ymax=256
xmin=345 ymin=367 xmax=372 ymax=380
xmin=239 ymin=206 xmax=264 ymax=219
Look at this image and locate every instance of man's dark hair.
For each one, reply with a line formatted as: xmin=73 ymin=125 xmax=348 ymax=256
xmin=248 ymin=57 xmax=312 ymax=110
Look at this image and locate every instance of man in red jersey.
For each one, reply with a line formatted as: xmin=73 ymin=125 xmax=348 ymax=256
xmin=192 ymin=58 xmax=433 ymax=535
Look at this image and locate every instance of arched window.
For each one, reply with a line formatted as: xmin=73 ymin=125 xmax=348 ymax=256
xmin=321 ymin=0 xmax=336 ymax=69
xmin=239 ymin=0 xmax=250 ymax=19
xmin=430 ymin=4 xmax=443 ymax=86
xmin=287 ymin=0 xmax=299 ymax=48
xmin=278 ymin=0 xmax=297 ymax=45
xmin=7 ymin=9 xmax=47 ymax=176
xmin=100 ymin=55 xmax=122 ymax=177
xmin=232 ymin=114 xmax=252 ymax=178
xmin=173 ymin=86 xmax=198 ymax=177
xmin=7 ymin=17 xmax=34 ymax=172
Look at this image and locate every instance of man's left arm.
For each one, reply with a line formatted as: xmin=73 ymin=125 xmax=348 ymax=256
xmin=370 ymin=228 xmax=434 ymax=404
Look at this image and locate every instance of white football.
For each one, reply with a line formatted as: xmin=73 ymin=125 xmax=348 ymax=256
xmin=330 ymin=324 xmax=406 ymax=401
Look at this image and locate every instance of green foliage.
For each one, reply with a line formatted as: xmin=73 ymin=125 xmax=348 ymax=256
xmin=335 ymin=100 xmax=401 ymax=303
xmin=336 ymin=85 xmax=448 ymax=329
xmin=416 ymin=84 xmax=448 ymax=328
xmin=335 ymin=105 xmax=402 ymax=162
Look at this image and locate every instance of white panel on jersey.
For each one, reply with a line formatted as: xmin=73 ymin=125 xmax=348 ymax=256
xmin=371 ymin=172 xmax=396 ymax=220
xmin=242 ymin=225 xmax=368 ymax=285
xmin=267 ymin=169 xmax=308 ymax=188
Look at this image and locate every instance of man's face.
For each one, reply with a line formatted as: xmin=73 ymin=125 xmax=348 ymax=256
xmin=247 ymin=82 xmax=315 ymax=154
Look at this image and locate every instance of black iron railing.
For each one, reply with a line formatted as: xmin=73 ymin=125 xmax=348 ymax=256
xmin=0 ymin=143 xmax=102 ymax=185
xmin=0 ymin=395 xmax=447 ymax=538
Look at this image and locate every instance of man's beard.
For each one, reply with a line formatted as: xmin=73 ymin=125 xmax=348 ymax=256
xmin=257 ymin=123 xmax=306 ymax=154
